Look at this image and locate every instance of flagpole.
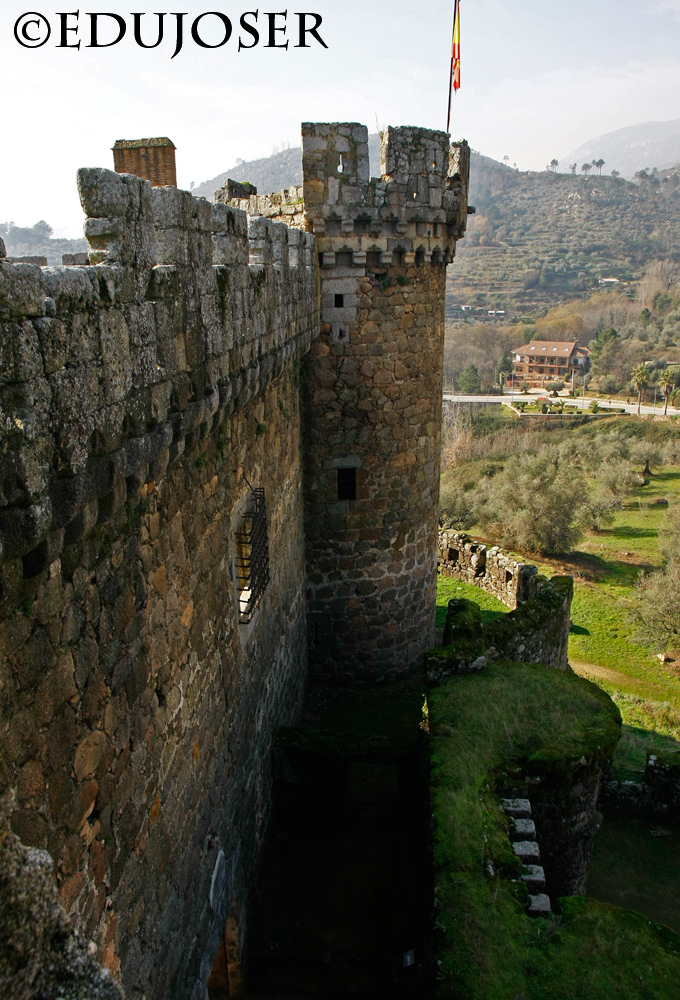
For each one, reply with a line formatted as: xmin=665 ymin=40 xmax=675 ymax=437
xmin=446 ymin=0 xmax=459 ymax=134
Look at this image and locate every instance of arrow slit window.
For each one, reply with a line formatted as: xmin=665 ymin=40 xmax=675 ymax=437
xmin=234 ymin=489 xmax=270 ymax=625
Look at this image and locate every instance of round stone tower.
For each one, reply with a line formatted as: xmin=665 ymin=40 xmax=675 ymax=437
xmin=302 ymin=122 xmax=470 ymax=680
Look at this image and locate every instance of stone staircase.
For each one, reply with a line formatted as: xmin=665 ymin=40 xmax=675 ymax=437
xmin=501 ymin=797 xmax=552 ymax=916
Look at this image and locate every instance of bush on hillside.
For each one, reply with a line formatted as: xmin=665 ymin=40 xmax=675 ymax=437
xmin=474 ymin=451 xmax=587 ymax=555
xmin=633 ymin=559 xmax=680 ymax=648
xmin=439 ymin=479 xmax=478 ymax=531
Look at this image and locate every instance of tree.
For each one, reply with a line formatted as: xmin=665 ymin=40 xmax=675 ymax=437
xmin=631 ymin=502 xmax=680 ymax=649
xmin=658 ymin=368 xmax=678 ymax=416
xmin=634 ymin=562 xmax=680 ymax=647
xmin=474 ymin=450 xmax=587 ymax=555
xmin=592 ymin=158 xmax=605 ymax=175
xmin=458 ymin=364 xmax=482 ymax=394
xmin=496 ymin=348 xmax=513 ymax=383
xmin=570 ymin=163 xmax=577 ymax=175
xmin=581 ymin=163 xmax=592 ymax=177
xmin=439 ymin=478 xmax=477 ymax=530
xmin=631 ymin=362 xmax=650 ymax=415
xmin=550 ymin=158 xmax=559 ymax=173
xmin=611 ymin=169 xmax=620 ymax=179
xmin=589 ymin=327 xmax=619 ymax=370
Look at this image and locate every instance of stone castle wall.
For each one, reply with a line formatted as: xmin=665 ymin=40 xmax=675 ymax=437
xmin=0 ymin=170 xmax=318 ymax=999
xmin=1 ymin=120 xmax=472 ymax=996
xmin=438 ymin=531 xmax=541 ymax=609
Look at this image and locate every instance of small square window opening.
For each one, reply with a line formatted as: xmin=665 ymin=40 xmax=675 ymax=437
xmin=337 ymin=467 xmax=357 ymax=502
xmin=334 ymin=293 xmax=344 ymax=308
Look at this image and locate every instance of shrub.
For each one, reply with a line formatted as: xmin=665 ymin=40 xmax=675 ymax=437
xmin=633 ymin=560 xmax=680 ymax=648
xmin=439 ymin=477 xmax=478 ymax=530
xmin=474 ymin=451 xmax=587 ymax=555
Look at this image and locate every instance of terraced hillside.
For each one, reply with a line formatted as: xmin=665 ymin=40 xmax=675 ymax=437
xmin=451 ymin=154 xmax=680 ymax=318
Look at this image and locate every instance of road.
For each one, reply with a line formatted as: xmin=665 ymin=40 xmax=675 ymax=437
xmin=443 ymin=393 xmax=678 ymax=417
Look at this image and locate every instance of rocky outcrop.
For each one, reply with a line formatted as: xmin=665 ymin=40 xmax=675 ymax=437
xmin=1 ymin=770 xmax=124 ymax=1000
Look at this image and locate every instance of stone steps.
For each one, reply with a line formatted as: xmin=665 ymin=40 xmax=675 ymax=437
xmin=520 ymin=864 xmax=546 ymax=892
xmin=500 ymin=796 xmax=552 ymax=916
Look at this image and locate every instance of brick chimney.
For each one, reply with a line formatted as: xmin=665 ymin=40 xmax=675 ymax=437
xmin=112 ymin=137 xmax=177 ymax=187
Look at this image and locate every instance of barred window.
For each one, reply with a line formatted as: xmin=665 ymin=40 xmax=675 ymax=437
xmin=234 ymin=488 xmax=270 ymax=625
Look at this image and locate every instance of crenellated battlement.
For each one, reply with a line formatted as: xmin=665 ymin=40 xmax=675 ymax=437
xmin=215 ymin=124 xmax=470 ymax=271
xmin=0 ymin=168 xmax=318 ymax=568
xmin=300 ymin=122 xmax=469 ymax=268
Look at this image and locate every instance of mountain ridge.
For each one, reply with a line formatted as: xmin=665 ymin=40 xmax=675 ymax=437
xmin=558 ymin=118 xmax=680 ymax=178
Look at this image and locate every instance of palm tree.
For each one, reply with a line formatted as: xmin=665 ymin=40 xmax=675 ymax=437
xmin=658 ymin=368 xmax=677 ymax=416
xmin=631 ymin=362 xmax=650 ymax=415
xmin=550 ymin=158 xmax=559 ymax=173
xmin=581 ymin=163 xmax=592 ymax=177
xmin=570 ymin=163 xmax=577 ymax=175
xmin=593 ymin=158 xmax=605 ymax=175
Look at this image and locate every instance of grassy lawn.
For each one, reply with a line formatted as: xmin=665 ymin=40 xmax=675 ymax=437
xmin=546 ymin=469 xmax=680 ymax=773
xmin=436 ymin=576 xmax=508 ymax=632
xmin=587 ymin=815 xmax=680 ymax=934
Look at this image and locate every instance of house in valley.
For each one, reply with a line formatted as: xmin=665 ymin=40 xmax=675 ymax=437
xmin=511 ymin=340 xmax=591 ymax=388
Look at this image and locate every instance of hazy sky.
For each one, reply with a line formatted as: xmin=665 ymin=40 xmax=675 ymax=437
xmin=2 ymin=0 xmax=679 ymax=236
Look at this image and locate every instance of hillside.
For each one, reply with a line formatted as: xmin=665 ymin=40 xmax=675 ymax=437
xmin=193 ymin=134 xmax=382 ymax=200
xmin=448 ymin=164 xmax=680 ymax=318
xmin=558 ymin=118 xmax=680 ymax=178
xmin=192 ymin=146 xmax=303 ymax=200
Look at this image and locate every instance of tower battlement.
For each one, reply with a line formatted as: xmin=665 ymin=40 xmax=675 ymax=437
xmin=301 ymin=122 xmax=469 ymax=263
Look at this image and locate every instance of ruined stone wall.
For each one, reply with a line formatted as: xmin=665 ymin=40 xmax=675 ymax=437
xmin=483 ymin=576 xmax=574 ymax=671
xmin=426 ymin=574 xmax=574 ymax=685
xmin=0 ymin=170 xmax=318 ymax=999
xmin=295 ymin=123 xmax=468 ymax=680
xmin=438 ymin=531 xmax=541 ymax=609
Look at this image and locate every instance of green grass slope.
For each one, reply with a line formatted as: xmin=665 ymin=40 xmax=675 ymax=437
xmin=428 ymin=661 xmax=680 ymax=1000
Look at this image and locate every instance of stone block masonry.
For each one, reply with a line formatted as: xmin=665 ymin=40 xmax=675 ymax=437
xmin=0 ymin=119 xmax=471 ymax=997
xmin=436 ymin=532 xmax=573 ymax=671
xmin=301 ymin=126 xmax=468 ymax=680
xmin=221 ymin=124 xmax=470 ymax=681
xmin=0 ymin=166 xmax=317 ymax=999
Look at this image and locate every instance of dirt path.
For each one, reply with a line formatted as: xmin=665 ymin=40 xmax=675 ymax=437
xmin=570 ymin=660 xmax=634 ymax=687
xmin=571 ymin=659 xmax=680 ymax=715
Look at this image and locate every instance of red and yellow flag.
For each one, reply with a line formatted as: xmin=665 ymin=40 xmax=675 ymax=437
xmin=447 ymin=0 xmax=461 ymax=133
